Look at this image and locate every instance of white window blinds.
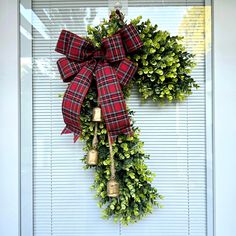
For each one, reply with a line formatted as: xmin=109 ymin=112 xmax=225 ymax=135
xmin=30 ymin=0 xmax=208 ymax=235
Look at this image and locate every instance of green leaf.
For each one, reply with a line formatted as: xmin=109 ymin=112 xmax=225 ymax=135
xmin=160 ymin=75 xmax=165 ymax=82
xmin=75 ymin=14 xmax=199 ymax=226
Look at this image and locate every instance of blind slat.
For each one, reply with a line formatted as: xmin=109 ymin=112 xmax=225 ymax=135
xmin=31 ymin=1 xmax=207 ymax=236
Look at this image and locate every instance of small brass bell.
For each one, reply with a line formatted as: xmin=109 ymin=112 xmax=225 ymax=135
xmin=87 ymin=149 xmax=98 ymax=166
xmin=92 ymin=107 xmax=102 ymax=122
xmin=107 ymin=178 xmax=120 ymax=197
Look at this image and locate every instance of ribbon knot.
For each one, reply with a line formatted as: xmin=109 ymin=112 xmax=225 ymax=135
xmin=93 ymin=50 xmax=105 ymax=60
xmin=55 ymin=24 xmax=143 ymax=143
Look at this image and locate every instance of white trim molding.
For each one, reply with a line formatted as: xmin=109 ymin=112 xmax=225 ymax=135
xmin=0 ymin=0 xmax=20 ymax=236
xmin=213 ymin=0 xmax=236 ymax=236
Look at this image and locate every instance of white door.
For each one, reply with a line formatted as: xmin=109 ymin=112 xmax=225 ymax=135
xmin=20 ymin=0 xmax=212 ymax=235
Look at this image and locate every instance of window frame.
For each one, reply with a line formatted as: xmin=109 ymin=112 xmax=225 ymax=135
xmin=19 ymin=1 xmax=213 ymax=235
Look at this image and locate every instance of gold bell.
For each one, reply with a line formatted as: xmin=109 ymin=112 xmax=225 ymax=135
xmin=92 ymin=107 xmax=102 ymax=122
xmin=107 ymin=178 xmax=120 ymax=197
xmin=87 ymin=149 xmax=98 ymax=165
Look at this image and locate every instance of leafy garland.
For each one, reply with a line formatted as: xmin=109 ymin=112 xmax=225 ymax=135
xmin=62 ymin=10 xmax=198 ymax=225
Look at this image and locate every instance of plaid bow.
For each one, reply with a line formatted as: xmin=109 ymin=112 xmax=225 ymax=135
xmin=55 ymin=24 xmax=143 ymax=143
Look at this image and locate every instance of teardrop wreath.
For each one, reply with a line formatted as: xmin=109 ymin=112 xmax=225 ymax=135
xmin=56 ymin=10 xmax=198 ymax=225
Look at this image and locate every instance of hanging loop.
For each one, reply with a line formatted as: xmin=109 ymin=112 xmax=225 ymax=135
xmin=114 ymin=1 xmax=122 ymax=10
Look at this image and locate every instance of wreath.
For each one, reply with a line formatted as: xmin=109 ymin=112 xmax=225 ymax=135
xmin=55 ymin=10 xmax=198 ymax=225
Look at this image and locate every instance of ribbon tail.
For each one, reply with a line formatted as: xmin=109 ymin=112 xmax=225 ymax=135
xmin=61 ymin=126 xmax=80 ymax=143
xmin=61 ymin=126 xmax=72 ymax=134
xmin=61 ymin=62 xmax=95 ymax=142
xmin=95 ymin=62 xmax=133 ymax=144
xmin=73 ymin=134 xmax=80 ymax=143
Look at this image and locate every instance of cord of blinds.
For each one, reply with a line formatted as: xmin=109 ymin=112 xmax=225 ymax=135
xmin=31 ymin=0 xmax=206 ymax=235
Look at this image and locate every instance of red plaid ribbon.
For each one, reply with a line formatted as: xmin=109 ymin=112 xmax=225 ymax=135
xmin=55 ymin=24 xmax=143 ymax=143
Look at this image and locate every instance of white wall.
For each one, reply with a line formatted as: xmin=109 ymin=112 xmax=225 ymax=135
xmin=0 ymin=0 xmax=20 ymax=236
xmin=214 ymin=0 xmax=236 ymax=235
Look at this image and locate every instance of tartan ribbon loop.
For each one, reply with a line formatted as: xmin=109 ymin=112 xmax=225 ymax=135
xmin=55 ymin=24 xmax=143 ymax=143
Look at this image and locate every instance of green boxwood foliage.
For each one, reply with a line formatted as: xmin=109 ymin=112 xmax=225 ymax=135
xmin=130 ymin=18 xmax=198 ymax=102
xmin=79 ymin=80 xmax=163 ymax=225
xmin=87 ymin=11 xmax=199 ymax=102
xmin=59 ymin=10 xmax=198 ymax=225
